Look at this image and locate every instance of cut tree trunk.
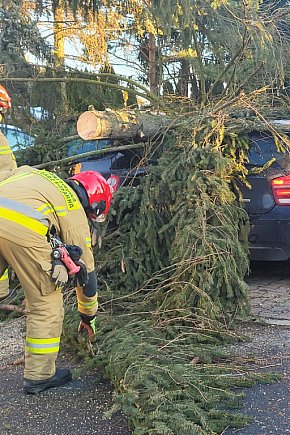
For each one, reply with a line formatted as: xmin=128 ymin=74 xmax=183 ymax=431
xmin=77 ymin=109 xmax=172 ymax=141
xmin=76 ymin=108 xmax=290 ymax=143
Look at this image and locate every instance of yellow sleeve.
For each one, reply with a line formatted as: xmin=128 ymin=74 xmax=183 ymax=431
xmin=60 ymin=223 xmax=95 ymax=273
xmin=76 ymin=285 xmax=98 ymax=316
xmin=0 ymin=269 xmax=9 ymax=298
xmin=0 ymin=132 xmax=17 ymax=173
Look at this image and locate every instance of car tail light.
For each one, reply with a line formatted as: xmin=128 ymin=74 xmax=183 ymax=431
xmin=272 ymin=175 xmax=290 ymax=205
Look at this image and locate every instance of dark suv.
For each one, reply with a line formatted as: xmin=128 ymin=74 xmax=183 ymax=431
xmin=67 ymin=138 xmax=146 ymax=185
xmin=239 ymin=131 xmax=290 ymax=261
xmin=68 ymin=131 xmax=290 ymax=262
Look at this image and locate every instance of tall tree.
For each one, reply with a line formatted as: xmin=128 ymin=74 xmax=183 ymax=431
xmin=54 ymin=0 xmax=290 ymax=102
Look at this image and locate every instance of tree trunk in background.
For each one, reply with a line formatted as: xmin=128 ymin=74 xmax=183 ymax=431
xmin=53 ymin=4 xmax=64 ymax=67
xmin=148 ymin=33 xmax=158 ymax=95
xmin=190 ymin=73 xmax=201 ymax=102
xmin=53 ymin=2 xmax=69 ymax=114
xmin=176 ymin=59 xmax=190 ymax=97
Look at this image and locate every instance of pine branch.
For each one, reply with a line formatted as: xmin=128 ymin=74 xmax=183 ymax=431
xmin=0 ymin=304 xmax=24 ymax=313
xmin=33 ymin=143 xmax=144 ymax=169
xmin=3 ymin=76 xmax=166 ymax=110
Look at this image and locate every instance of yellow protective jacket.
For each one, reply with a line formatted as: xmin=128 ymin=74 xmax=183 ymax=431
xmin=0 ymin=165 xmax=97 ymax=315
xmin=0 ymin=131 xmax=17 ymax=180
xmin=0 ymin=131 xmax=17 ymax=297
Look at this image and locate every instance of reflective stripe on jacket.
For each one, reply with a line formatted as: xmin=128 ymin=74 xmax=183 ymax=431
xmin=0 ymin=269 xmax=8 ymax=281
xmin=0 ymin=197 xmax=48 ymax=236
xmin=0 ymin=165 xmax=95 ymax=270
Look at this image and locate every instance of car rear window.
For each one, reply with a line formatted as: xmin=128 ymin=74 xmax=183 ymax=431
xmin=67 ymin=138 xmax=113 ymax=158
xmin=247 ymin=133 xmax=286 ymax=166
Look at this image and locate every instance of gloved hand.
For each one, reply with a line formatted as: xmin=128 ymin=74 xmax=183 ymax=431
xmin=65 ymin=244 xmax=83 ymax=262
xmin=51 ymin=259 xmax=69 ymax=287
xmin=76 ymin=259 xmax=88 ymax=287
xmin=78 ymin=314 xmax=96 ymax=343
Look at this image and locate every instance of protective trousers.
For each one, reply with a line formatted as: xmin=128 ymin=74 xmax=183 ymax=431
xmin=0 ymin=237 xmax=64 ymax=380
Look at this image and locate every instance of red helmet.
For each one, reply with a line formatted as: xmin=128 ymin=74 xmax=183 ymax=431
xmin=69 ymin=171 xmax=113 ymax=221
xmin=0 ymin=85 xmax=11 ymax=111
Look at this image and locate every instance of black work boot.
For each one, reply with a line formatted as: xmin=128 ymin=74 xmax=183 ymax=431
xmin=23 ymin=368 xmax=72 ymax=394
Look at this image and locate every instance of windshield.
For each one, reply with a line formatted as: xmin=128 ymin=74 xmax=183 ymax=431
xmin=67 ymin=138 xmax=113 ymax=158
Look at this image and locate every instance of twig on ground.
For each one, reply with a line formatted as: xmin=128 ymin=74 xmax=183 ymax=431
xmin=0 ymin=304 xmax=24 ymax=313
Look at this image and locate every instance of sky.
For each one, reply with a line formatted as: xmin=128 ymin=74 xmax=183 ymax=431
xmin=34 ymin=9 xmax=140 ymax=80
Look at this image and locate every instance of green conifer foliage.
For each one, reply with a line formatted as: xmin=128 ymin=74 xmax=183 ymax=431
xmin=99 ymin=132 xmax=250 ymax=320
xmin=89 ymin=317 xmax=276 ymax=434
xmin=69 ymin=126 xmax=261 ymax=434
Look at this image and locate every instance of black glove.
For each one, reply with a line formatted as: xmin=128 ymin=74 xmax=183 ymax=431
xmin=76 ymin=259 xmax=88 ymax=287
xmin=65 ymin=245 xmax=87 ymax=286
xmin=51 ymin=259 xmax=68 ymax=287
xmin=65 ymin=245 xmax=83 ymax=262
xmin=78 ymin=313 xmax=96 ymax=342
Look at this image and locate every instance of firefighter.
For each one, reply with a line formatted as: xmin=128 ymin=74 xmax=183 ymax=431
xmin=0 ymin=165 xmax=116 ymax=394
xmin=0 ymin=84 xmax=17 ymax=179
xmin=0 ymin=268 xmax=9 ymax=301
xmin=0 ymin=84 xmax=17 ymax=299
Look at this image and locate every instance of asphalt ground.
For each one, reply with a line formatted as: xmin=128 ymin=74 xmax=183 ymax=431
xmin=0 ymin=359 xmax=131 ymax=435
xmin=224 ymin=261 xmax=290 ymax=435
xmin=0 ymin=318 xmax=130 ymax=435
xmin=2 ymin=262 xmax=290 ymax=435
xmin=223 ymin=324 xmax=290 ymax=435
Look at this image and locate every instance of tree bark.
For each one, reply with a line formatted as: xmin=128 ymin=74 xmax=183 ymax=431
xmin=54 ymin=1 xmax=69 ymax=114
xmin=77 ymin=109 xmax=172 ymax=141
xmin=54 ymin=3 xmax=65 ymax=68
xmin=176 ymin=59 xmax=190 ymax=97
xmin=148 ymin=33 xmax=158 ymax=95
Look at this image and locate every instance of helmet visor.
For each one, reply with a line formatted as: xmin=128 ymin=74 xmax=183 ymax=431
xmin=88 ymin=200 xmax=106 ymax=221
xmin=89 ymin=213 xmax=107 ymax=223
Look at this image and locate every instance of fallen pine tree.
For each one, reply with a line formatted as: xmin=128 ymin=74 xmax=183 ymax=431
xmin=63 ymin=97 xmax=288 ymax=434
